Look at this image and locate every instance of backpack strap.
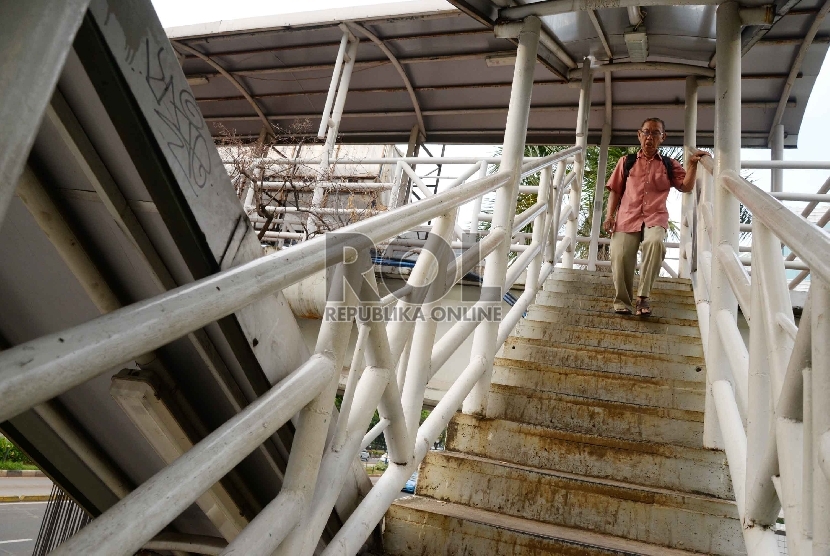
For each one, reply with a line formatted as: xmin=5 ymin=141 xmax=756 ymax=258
xmin=622 ymin=153 xmax=637 ymax=182
xmin=662 ymin=155 xmax=674 ymax=183
xmin=622 ymin=152 xmax=674 ymax=185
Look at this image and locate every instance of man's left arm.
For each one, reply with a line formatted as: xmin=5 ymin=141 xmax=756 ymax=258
xmin=678 ymin=150 xmax=710 ymax=192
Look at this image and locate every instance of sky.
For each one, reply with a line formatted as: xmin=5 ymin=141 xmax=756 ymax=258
xmin=152 ymin=0 xmax=830 ymax=232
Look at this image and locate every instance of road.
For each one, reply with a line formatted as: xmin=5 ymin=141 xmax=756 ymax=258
xmin=0 ymin=477 xmax=52 ymax=499
xmin=0 ymin=502 xmax=46 ymax=556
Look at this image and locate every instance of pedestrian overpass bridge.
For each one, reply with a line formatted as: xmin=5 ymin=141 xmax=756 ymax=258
xmin=1 ymin=0 xmax=829 ymax=555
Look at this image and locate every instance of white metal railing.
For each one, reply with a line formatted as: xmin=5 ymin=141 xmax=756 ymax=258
xmin=1 ymin=128 xmax=582 ymax=556
xmin=0 ymin=43 xmax=582 ymax=555
xmin=691 ymin=152 xmax=830 ymax=555
xmin=0 ymin=15 xmax=605 ymax=555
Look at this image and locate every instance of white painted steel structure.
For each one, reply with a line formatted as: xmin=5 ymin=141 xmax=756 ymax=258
xmin=3 ymin=0 xmax=830 ymax=555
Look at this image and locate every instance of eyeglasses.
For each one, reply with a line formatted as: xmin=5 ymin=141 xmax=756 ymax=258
xmin=638 ymin=129 xmax=664 ymax=138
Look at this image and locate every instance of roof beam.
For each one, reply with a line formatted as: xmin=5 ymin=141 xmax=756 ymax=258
xmin=500 ymin=0 xmax=719 ymax=19
xmin=178 ymin=29 xmax=494 ymax=60
xmin=569 ymin=61 xmax=715 ymax=80
xmin=192 ymin=72 xmax=790 ymax=104
xmin=768 ymin=0 xmax=830 ymax=142
xmin=172 ymin=41 xmax=275 ymax=137
xmin=205 ymin=101 xmax=793 ymax=122
xmin=346 ymin=22 xmax=426 ymax=140
xmin=222 ymin=128 xmax=777 ymax=140
xmin=587 ymin=10 xmax=613 ymax=60
xmin=192 ymin=50 xmax=519 ymax=80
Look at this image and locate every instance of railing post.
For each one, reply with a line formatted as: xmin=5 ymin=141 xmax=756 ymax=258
xmin=546 ymin=160 xmax=568 ymax=263
xmin=705 ymin=1 xmax=742 ymax=450
xmin=468 ymin=161 xmax=488 ymax=234
xmin=813 ymin=277 xmax=830 ymax=553
xmin=462 ymin=15 xmax=541 ymax=416
xmin=770 ymin=124 xmax=785 ymax=193
xmin=527 ymin=166 xmax=552 ymax=290
xmin=680 ymin=76 xmax=698 ymax=279
xmin=587 ymin=76 xmax=611 ymax=271
xmin=744 ymin=225 xmax=780 ymax=526
xmin=563 ymin=58 xmax=593 ymax=269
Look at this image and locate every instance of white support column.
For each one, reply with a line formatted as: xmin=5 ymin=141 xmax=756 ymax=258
xmin=309 ymin=36 xmax=359 ymax=233
xmin=462 ymin=15 xmax=541 ymax=416
xmin=317 ymin=30 xmax=351 ymax=139
xmin=587 ymin=76 xmax=611 ymax=271
xmin=770 ymin=124 xmax=785 ymax=193
xmin=704 ymin=1 xmax=742 ymax=450
xmin=563 ymin=58 xmax=593 ymax=269
xmin=813 ymin=277 xmax=830 ymax=554
xmin=680 ymin=76 xmax=698 ymax=279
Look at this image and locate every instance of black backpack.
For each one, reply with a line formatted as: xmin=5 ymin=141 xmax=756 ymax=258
xmin=622 ymin=153 xmax=674 ymax=185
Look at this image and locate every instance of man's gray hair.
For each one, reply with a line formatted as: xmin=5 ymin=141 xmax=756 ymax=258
xmin=640 ymin=117 xmax=666 ymax=133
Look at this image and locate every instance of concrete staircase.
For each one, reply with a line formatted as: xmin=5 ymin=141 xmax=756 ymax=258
xmin=383 ymin=268 xmax=743 ymax=556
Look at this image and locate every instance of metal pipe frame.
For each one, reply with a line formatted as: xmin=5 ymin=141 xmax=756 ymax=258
xmin=11 ymin=142 xmax=578 ymax=555
xmin=462 ymin=16 xmax=542 ymax=417
xmin=587 ymin=75 xmax=612 ymax=271
xmin=705 ymin=1 xmax=743 ymax=451
xmin=347 ymin=22 xmax=426 ymax=140
xmin=208 ymin=100 xmax=791 ymax=125
xmin=768 ymin=0 xmax=830 ymax=144
xmin=685 ymin=17 xmax=830 ymax=552
xmin=680 ymin=76 xmax=698 ymax=279
xmin=501 ymin=0 xmax=720 ymax=19
xmin=568 ymin=61 xmax=716 ymax=80
xmin=563 ymin=59 xmax=592 ymax=269
xmin=0 ymin=157 xmax=554 ymax=422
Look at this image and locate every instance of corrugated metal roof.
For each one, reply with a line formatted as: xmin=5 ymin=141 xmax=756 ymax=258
xmin=168 ymin=0 xmax=830 ymax=147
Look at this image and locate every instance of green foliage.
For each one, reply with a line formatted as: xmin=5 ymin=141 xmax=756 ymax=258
xmin=334 ymin=396 xmax=443 ymax=451
xmin=500 ymin=144 xmax=689 ymax=263
xmin=0 ymin=461 xmax=39 ymax=471
xmin=0 ymin=436 xmax=33 ymax=465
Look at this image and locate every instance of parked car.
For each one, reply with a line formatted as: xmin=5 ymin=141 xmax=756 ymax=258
xmin=359 ymin=450 xmax=370 ymax=461
xmin=379 ymin=453 xmax=389 ymax=464
xmin=402 ymin=472 xmax=418 ymax=494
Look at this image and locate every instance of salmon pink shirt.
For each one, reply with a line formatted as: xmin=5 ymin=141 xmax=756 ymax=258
xmin=605 ymin=151 xmax=686 ymax=233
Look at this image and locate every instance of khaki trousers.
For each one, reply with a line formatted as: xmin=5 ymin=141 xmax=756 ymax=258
xmin=610 ymin=226 xmax=666 ymax=311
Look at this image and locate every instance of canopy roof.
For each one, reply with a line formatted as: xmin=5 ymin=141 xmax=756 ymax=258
xmin=167 ymin=0 xmax=830 ymax=147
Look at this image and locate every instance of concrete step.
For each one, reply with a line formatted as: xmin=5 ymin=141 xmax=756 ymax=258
xmin=487 ymin=383 xmax=704 ymax=448
xmin=416 ymin=451 xmax=744 ymax=555
xmin=447 ymin=414 xmax=732 ymax=499
xmin=543 ymin=278 xmax=696 ymax=301
xmin=545 ymin=269 xmax=693 ymax=292
xmin=492 ymin=360 xmax=704 ymax=412
xmin=500 ymin=337 xmax=706 ymax=383
xmin=514 ymin=320 xmax=704 ymax=359
xmin=533 ymin=292 xmax=699 ymax=320
xmin=537 ymin=287 xmax=697 ymax=310
xmin=385 ymin=496 xmax=708 ymax=556
xmin=525 ymin=305 xmax=700 ymax=337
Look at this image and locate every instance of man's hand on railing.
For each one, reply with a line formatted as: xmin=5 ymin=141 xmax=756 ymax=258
xmin=688 ymin=149 xmax=710 ymax=165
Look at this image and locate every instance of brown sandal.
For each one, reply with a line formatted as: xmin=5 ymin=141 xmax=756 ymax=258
xmin=635 ymin=298 xmax=652 ymax=317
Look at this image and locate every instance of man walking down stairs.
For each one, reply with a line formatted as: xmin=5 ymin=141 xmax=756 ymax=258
xmin=382 ymin=268 xmax=743 ymax=555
